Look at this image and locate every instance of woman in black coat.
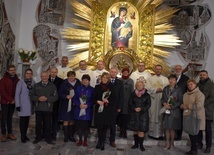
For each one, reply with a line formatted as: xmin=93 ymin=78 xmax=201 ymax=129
xmin=94 ymin=72 xmax=115 ymax=150
xmin=127 ymin=80 xmax=151 ymax=151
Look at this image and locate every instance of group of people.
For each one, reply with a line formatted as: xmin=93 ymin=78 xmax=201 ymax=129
xmin=0 ymin=56 xmax=213 ymax=154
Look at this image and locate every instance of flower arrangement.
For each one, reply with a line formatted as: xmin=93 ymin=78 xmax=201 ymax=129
xmin=18 ymin=48 xmax=37 ymax=62
xmin=167 ymin=96 xmax=177 ymax=105
xmin=80 ymin=93 xmax=87 ymax=103
xmin=79 ymin=93 xmax=87 ymax=117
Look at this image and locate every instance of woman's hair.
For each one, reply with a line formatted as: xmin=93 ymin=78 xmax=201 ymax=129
xmin=67 ymin=71 xmax=76 ymax=77
xmin=168 ymin=74 xmax=177 ymax=81
xmin=101 ymin=72 xmax=110 ymax=82
xmin=25 ymin=68 xmax=33 ymax=74
xmin=135 ymin=80 xmax=145 ymax=88
xmin=187 ymin=78 xmax=197 ymax=85
xmin=82 ymin=74 xmax=90 ymax=81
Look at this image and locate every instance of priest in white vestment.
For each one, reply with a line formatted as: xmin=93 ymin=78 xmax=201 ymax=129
xmin=75 ymin=60 xmax=93 ymax=81
xmin=130 ymin=62 xmax=151 ymax=89
xmin=147 ymin=65 xmax=169 ymax=139
xmin=91 ymin=60 xmax=108 ymax=87
xmin=57 ymin=56 xmax=73 ymax=79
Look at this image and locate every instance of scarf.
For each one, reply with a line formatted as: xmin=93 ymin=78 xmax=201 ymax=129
xmin=100 ymin=82 xmax=110 ymax=91
xmin=135 ymin=88 xmax=146 ymax=97
xmin=24 ymin=78 xmax=33 ymax=92
xmin=122 ymin=75 xmax=129 ymax=79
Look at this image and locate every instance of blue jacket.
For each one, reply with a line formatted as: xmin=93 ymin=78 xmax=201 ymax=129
xmin=15 ymin=79 xmax=35 ymax=116
xmin=73 ymin=84 xmax=94 ymax=121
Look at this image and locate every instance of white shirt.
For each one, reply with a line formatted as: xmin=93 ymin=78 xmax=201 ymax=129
xmin=75 ymin=69 xmax=93 ymax=81
xmin=57 ymin=66 xmax=73 ymax=79
xmin=91 ymin=69 xmax=108 ymax=87
xmin=130 ymin=70 xmax=152 ymax=89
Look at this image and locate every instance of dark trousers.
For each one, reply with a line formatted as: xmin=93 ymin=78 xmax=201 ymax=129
xmin=97 ymin=125 xmax=108 ymax=142
xmin=118 ymin=114 xmax=128 ymax=130
xmin=189 ymin=134 xmax=198 ymax=151
xmin=109 ymin=124 xmax=116 ymax=142
xmin=176 ymin=109 xmax=183 ymax=139
xmin=1 ymin=104 xmax=15 ymax=134
xmin=51 ymin=112 xmax=59 ymax=138
xmin=35 ymin=111 xmax=52 ymax=141
xmin=20 ymin=116 xmax=30 ymax=138
xmin=198 ymin=119 xmax=212 ymax=147
xmin=76 ymin=120 xmax=90 ymax=141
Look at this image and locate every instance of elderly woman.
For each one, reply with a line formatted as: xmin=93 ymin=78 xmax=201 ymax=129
xmin=73 ymin=74 xmax=94 ymax=147
xmin=127 ymin=80 xmax=151 ymax=151
xmin=118 ymin=68 xmax=134 ymax=138
xmin=58 ymin=71 xmax=81 ymax=142
xmin=15 ymin=69 xmax=35 ymax=143
xmin=181 ymin=79 xmax=205 ymax=155
xmin=161 ymin=74 xmax=183 ymax=151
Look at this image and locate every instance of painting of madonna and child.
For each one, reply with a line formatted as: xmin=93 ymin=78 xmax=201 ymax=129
xmin=107 ymin=3 xmax=139 ymax=50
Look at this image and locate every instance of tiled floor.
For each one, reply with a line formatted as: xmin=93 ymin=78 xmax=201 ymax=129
xmin=0 ymin=113 xmax=214 ymax=155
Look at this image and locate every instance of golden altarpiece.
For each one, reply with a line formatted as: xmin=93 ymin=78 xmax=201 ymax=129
xmin=62 ymin=0 xmax=181 ymax=75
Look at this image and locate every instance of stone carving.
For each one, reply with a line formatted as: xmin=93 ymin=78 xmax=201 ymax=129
xmin=33 ymin=24 xmax=58 ymax=63
xmin=167 ymin=3 xmax=211 ymax=78
xmin=0 ymin=0 xmax=15 ymax=77
xmin=38 ymin=0 xmax=66 ymax=25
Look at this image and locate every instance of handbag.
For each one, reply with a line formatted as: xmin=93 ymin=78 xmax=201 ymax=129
xmin=183 ymin=104 xmax=201 ymax=135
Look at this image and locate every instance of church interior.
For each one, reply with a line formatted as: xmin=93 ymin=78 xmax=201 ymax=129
xmin=0 ymin=0 xmax=213 ymax=81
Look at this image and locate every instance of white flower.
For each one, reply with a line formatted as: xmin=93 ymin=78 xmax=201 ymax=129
xmin=18 ymin=49 xmax=24 ymax=53
xmin=24 ymin=49 xmax=29 ymax=54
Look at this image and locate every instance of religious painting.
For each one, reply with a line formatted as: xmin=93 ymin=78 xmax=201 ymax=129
xmin=105 ymin=3 xmax=139 ymax=52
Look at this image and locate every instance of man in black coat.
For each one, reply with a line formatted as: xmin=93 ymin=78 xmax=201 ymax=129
xmin=197 ymin=70 xmax=214 ymax=153
xmin=48 ymin=67 xmax=63 ymax=140
xmin=109 ymin=67 xmax=124 ymax=147
xmin=174 ymin=65 xmax=189 ymax=140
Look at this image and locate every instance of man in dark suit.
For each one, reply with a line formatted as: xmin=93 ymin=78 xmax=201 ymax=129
xmin=174 ymin=65 xmax=189 ymax=140
xmin=48 ymin=67 xmax=63 ymax=140
xmin=109 ymin=67 xmax=124 ymax=147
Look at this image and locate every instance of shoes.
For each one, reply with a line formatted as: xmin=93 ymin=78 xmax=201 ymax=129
xmin=197 ymin=145 xmax=203 ymax=150
xmin=83 ymin=141 xmax=88 ymax=147
xmin=1 ymin=135 xmax=7 ymax=142
xmin=205 ymin=147 xmax=211 ymax=153
xmin=21 ymin=137 xmax=26 ymax=143
xmin=25 ymin=136 xmax=30 ymax=141
xmin=52 ymin=136 xmax=56 ymax=141
xmin=96 ymin=141 xmax=101 ymax=149
xmin=46 ymin=140 xmax=55 ymax=145
xmin=68 ymin=136 xmax=76 ymax=142
xmin=140 ymin=145 xmax=145 ymax=151
xmin=77 ymin=140 xmax=82 ymax=146
xmin=185 ymin=150 xmax=197 ymax=155
xmin=100 ymin=142 xmax=105 ymax=150
xmin=110 ymin=142 xmax=116 ymax=147
xmin=33 ymin=139 xmax=41 ymax=144
xmin=123 ymin=131 xmax=127 ymax=138
xmin=164 ymin=141 xmax=170 ymax=150
xmin=7 ymin=134 xmax=17 ymax=140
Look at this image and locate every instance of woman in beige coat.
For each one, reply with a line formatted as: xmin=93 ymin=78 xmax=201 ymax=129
xmin=181 ymin=79 xmax=205 ymax=155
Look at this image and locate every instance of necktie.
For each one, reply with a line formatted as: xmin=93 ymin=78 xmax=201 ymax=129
xmin=42 ymin=83 xmax=46 ymax=87
xmin=51 ymin=78 xmax=54 ymax=82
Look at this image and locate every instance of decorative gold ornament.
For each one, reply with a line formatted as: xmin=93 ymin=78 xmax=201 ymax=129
xmin=62 ymin=0 xmax=181 ymax=75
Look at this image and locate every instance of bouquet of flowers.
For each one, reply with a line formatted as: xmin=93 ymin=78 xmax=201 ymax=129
xmin=98 ymin=90 xmax=111 ymax=113
xmin=79 ymin=93 xmax=87 ymax=117
xmin=18 ymin=48 xmax=37 ymax=62
xmin=165 ymin=96 xmax=176 ymax=114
